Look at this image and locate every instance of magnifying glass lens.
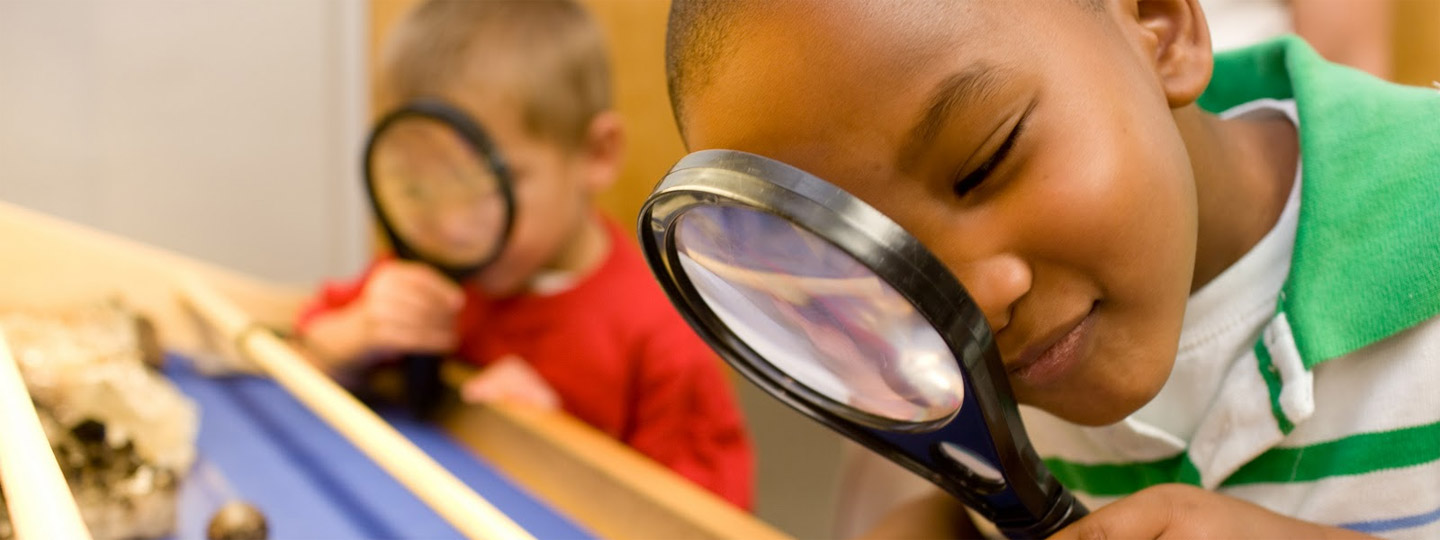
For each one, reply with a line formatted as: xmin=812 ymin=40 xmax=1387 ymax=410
xmin=370 ymin=116 xmax=508 ymax=269
xmin=673 ymin=204 xmax=964 ymax=424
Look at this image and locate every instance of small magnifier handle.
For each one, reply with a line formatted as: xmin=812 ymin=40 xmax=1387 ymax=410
xmin=363 ymin=100 xmax=514 ymax=421
xmin=401 ymin=354 xmax=446 ymax=419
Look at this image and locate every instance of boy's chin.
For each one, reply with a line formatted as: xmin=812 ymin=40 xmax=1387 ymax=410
xmin=1021 ymin=321 xmax=1182 ymax=427
xmin=471 ymin=272 xmax=527 ymax=298
xmin=1016 ymin=357 xmax=1175 ymax=427
xmin=1040 ymin=397 xmax=1156 ymax=427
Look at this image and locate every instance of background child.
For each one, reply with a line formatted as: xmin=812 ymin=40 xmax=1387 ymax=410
xmin=1201 ymin=0 xmax=1392 ymax=78
xmin=298 ymin=0 xmax=753 ymax=509
xmin=666 ymin=0 xmax=1439 ymax=536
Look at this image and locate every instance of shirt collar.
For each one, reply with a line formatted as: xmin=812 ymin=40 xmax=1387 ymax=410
xmin=1198 ymin=36 xmax=1440 ymax=367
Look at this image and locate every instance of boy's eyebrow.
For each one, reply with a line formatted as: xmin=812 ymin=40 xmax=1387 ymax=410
xmin=897 ymin=64 xmax=1008 ymax=173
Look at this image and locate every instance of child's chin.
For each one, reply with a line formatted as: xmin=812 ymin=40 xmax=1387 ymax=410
xmin=475 ymin=273 xmax=527 ymax=298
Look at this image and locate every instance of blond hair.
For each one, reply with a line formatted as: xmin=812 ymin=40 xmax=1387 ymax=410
xmin=380 ymin=0 xmax=612 ymax=149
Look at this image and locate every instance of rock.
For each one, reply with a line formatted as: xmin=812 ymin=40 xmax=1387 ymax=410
xmin=0 ymin=301 xmax=197 ymax=540
xmin=206 ymin=501 xmax=267 ymax=540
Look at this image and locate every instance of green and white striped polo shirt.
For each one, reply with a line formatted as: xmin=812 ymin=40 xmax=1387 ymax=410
xmin=1019 ymin=36 xmax=1440 ymax=538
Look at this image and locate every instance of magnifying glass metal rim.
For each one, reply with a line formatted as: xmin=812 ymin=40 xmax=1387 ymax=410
xmin=639 ymin=149 xmax=1084 ymax=536
xmin=362 ymin=98 xmax=518 ymax=281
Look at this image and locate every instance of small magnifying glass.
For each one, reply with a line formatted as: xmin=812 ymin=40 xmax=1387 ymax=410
xmin=639 ymin=150 xmax=1085 ymax=538
xmin=363 ymin=99 xmax=516 ymax=417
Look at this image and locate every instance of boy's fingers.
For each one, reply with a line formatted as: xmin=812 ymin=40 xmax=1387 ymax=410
xmin=1047 ymin=489 xmax=1172 ymax=540
xmin=389 ymin=263 xmax=465 ymax=310
xmin=460 ymin=376 xmax=494 ymax=403
xmin=367 ymin=269 xmax=462 ymax=323
xmin=369 ymin=287 xmax=456 ymax=327
xmin=403 ymin=325 xmax=457 ymax=351
xmin=460 ymin=356 xmax=558 ymax=410
xmin=460 ymin=365 xmax=506 ymax=403
xmin=1051 ymin=485 xmax=1366 ymax=540
xmin=372 ymin=322 xmax=456 ymax=353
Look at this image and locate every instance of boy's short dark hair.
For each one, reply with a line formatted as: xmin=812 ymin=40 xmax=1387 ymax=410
xmin=382 ymin=0 xmax=611 ymax=149
xmin=665 ymin=0 xmax=1104 ymax=132
xmin=664 ymin=0 xmax=735 ymax=127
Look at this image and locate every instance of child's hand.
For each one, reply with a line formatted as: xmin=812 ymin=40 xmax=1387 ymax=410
xmin=350 ymin=260 xmax=464 ymax=356
xmin=1048 ymin=484 xmax=1374 ymax=539
xmin=304 ymin=261 xmax=464 ymax=371
xmin=460 ymin=355 xmax=560 ymax=411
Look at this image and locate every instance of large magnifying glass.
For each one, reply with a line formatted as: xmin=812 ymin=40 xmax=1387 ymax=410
xmin=639 ymin=150 xmax=1084 ymax=538
xmin=363 ymin=99 xmax=516 ymax=418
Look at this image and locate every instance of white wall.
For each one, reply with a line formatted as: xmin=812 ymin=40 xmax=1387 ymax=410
xmin=0 ymin=0 xmax=368 ymax=285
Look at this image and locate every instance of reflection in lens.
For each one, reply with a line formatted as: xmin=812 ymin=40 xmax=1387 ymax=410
xmin=370 ymin=116 xmax=507 ymax=268
xmin=939 ymin=442 xmax=1006 ymax=487
xmin=674 ymin=205 xmax=964 ymax=424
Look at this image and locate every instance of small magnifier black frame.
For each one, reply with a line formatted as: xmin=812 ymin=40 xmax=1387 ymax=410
xmin=363 ymin=98 xmax=518 ymax=282
xmin=362 ymin=98 xmax=517 ymax=418
xmin=639 ymin=150 xmax=1084 ymax=538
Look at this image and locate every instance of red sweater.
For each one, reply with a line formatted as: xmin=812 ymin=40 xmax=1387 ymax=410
xmin=296 ymin=221 xmax=754 ymax=509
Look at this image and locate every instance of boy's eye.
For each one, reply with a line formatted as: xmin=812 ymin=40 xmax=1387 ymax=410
xmin=952 ymin=105 xmax=1032 ymax=199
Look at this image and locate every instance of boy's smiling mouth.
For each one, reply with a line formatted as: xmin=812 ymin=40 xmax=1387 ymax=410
xmin=1008 ymin=302 xmax=1099 ymax=388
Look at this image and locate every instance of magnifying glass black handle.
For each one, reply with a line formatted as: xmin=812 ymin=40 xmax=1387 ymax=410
xmin=997 ymin=486 xmax=1087 ymax=539
xmin=401 ymin=353 xmax=446 ymax=419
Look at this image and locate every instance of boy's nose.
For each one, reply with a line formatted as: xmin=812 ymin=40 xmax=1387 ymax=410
xmin=436 ymin=210 xmax=479 ymax=245
xmin=951 ymin=254 xmax=1031 ymax=335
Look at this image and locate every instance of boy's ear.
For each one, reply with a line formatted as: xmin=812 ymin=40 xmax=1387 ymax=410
xmin=1116 ymin=0 xmax=1213 ymax=108
xmin=579 ymin=110 xmax=625 ymax=193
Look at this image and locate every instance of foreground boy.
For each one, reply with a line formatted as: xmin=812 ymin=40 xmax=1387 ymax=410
xmin=667 ymin=0 xmax=1439 ymax=535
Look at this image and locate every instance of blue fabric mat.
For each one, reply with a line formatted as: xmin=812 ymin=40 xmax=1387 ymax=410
xmin=164 ymin=355 xmax=593 ymax=540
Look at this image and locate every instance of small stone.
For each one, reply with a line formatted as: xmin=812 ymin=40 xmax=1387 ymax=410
xmin=71 ymin=419 xmax=106 ymax=444
xmin=206 ymin=501 xmax=267 ymax=540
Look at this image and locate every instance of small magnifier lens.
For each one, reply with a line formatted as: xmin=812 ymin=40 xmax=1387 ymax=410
xmin=672 ymin=205 xmax=964 ymax=426
xmin=369 ymin=116 xmax=508 ymax=271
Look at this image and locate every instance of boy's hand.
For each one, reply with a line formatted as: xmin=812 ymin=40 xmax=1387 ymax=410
xmin=352 ymin=260 xmax=465 ymax=356
xmin=1048 ymin=484 xmax=1374 ymax=540
xmin=304 ymin=260 xmax=464 ymax=370
xmin=460 ymin=355 xmax=560 ymax=411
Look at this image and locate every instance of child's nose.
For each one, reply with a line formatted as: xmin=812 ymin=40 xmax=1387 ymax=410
xmin=437 ymin=210 xmax=477 ymax=244
xmin=951 ymin=254 xmax=1032 ymax=334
